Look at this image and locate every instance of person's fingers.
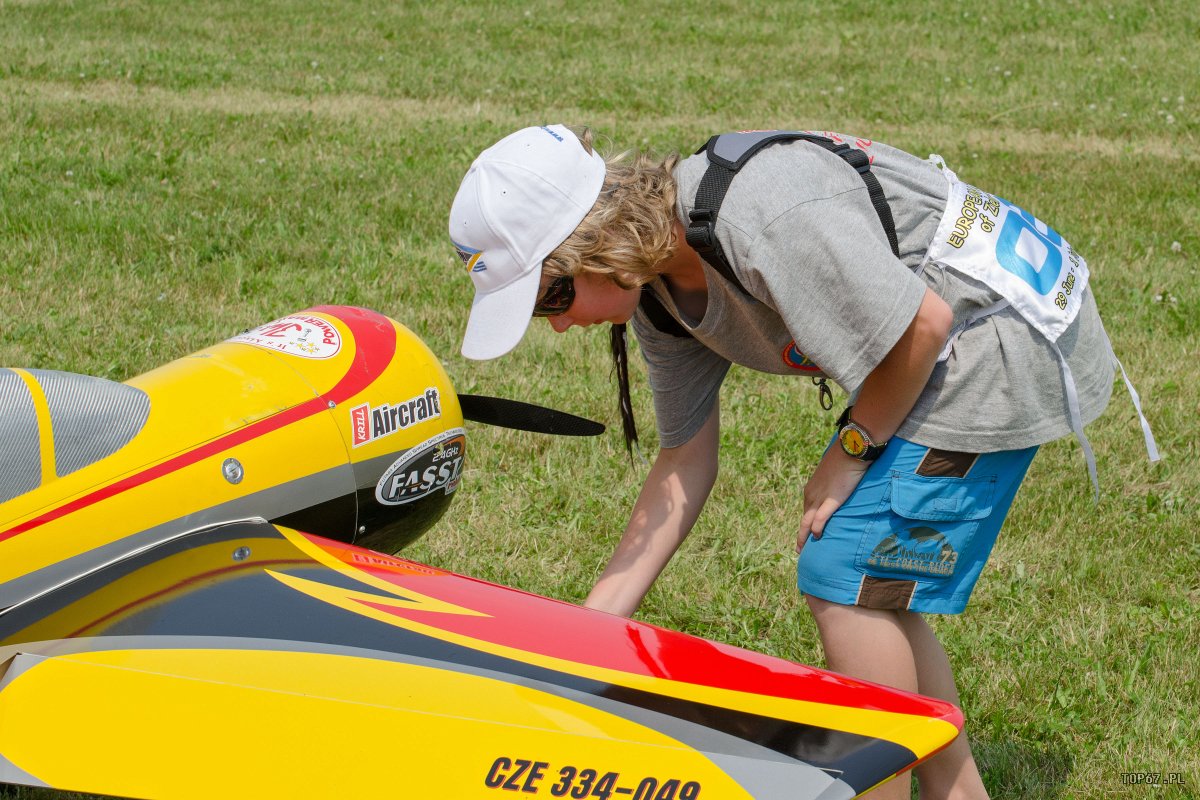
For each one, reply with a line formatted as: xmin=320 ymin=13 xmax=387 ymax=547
xmin=808 ymin=497 xmax=842 ymax=537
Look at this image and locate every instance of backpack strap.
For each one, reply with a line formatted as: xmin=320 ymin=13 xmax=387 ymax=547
xmin=642 ymin=131 xmax=901 ymax=338
xmin=685 ymin=132 xmax=901 ymax=295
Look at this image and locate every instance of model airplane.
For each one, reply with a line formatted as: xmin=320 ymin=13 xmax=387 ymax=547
xmin=0 ymin=305 xmax=961 ymax=799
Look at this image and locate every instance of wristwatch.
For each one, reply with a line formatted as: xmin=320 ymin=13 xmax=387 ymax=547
xmin=836 ymin=407 xmax=888 ymax=462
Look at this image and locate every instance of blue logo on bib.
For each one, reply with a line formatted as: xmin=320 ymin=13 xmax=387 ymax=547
xmin=994 ymin=200 xmax=1063 ymax=296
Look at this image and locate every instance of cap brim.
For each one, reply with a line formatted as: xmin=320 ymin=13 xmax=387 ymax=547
xmin=460 ymin=264 xmax=543 ymax=360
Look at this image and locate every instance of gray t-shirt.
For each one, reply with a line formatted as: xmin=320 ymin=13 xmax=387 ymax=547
xmin=633 ymin=134 xmax=1114 ymax=452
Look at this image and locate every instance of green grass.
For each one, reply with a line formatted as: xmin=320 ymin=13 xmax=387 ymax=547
xmin=1 ymin=1 xmax=1197 ymax=798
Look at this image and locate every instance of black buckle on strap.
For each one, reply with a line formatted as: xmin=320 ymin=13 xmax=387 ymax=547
xmin=840 ymin=146 xmax=872 ymax=174
xmin=686 ymin=210 xmax=717 ymax=253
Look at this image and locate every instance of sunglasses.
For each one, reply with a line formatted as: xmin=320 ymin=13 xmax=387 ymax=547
xmin=532 ymin=275 xmax=575 ymax=317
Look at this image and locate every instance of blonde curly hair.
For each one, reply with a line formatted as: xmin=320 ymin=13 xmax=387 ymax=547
xmin=542 ymin=128 xmax=681 ymax=288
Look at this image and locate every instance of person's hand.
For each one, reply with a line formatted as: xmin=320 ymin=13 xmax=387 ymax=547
xmin=796 ymin=447 xmax=870 ymax=554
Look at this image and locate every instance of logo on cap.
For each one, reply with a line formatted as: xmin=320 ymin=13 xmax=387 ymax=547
xmin=453 ymin=240 xmax=486 ymax=273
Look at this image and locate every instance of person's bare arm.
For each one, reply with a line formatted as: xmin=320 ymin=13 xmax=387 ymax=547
xmin=799 ymin=287 xmax=953 ymax=546
xmin=584 ymin=404 xmax=720 ymax=617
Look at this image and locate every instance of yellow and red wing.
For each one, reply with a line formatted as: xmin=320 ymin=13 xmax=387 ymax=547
xmin=0 ymin=520 xmax=959 ymax=799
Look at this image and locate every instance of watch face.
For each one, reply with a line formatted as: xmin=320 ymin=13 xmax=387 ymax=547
xmin=841 ymin=426 xmax=868 ymax=457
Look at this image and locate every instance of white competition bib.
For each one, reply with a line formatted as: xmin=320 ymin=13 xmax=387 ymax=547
xmin=925 ymin=177 xmax=1087 ymax=343
xmin=922 ymin=156 xmax=1159 ymax=498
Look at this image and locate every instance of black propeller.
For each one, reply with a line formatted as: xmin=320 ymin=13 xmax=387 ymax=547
xmin=457 ymin=394 xmax=605 ymax=437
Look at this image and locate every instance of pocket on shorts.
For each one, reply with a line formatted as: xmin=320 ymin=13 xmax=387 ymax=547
xmin=854 ymin=472 xmax=997 ymax=581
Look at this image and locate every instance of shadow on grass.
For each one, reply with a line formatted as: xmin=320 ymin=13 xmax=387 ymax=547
xmin=973 ymin=738 xmax=1073 ymax=799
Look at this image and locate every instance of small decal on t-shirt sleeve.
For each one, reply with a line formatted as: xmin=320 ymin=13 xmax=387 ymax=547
xmin=782 ymin=340 xmax=822 ymax=372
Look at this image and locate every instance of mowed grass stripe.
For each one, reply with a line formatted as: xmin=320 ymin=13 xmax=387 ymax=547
xmin=5 ymin=77 xmax=1198 ymax=164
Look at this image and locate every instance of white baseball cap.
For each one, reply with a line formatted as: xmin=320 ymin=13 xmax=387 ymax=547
xmin=450 ymin=124 xmax=606 ymax=360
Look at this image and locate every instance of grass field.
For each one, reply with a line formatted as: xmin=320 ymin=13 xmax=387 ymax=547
xmin=1 ymin=1 xmax=1197 ymax=798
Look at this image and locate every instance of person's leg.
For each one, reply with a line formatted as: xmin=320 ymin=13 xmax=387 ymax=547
xmin=898 ymin=612 xmax=989 ymax=800
xmin=807 ymin=597 xmax=990 ymax=800
xmin=806 ymin=596 xmax=916 ymax=800
xmin=799 ymin=440 xmax=1038 ymax=798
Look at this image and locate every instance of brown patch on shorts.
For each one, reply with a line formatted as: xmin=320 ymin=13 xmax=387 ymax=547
xmin=916 ymin=448 xmax=979 ymax=478
xmin=856 ymin=576 xmax=917 ymax=610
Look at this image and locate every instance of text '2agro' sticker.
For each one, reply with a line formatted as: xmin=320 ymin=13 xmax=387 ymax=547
xmin=375 ymin=428 xmax=467 ymax=506
xmin=229 ymin=314 xmax=342 ymax=359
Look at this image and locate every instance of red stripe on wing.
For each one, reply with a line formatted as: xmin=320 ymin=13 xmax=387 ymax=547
xmin=318 ymin=534 xmax=955 ymax=720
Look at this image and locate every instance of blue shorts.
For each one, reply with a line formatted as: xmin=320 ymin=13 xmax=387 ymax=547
xmin=797 ymin=436 xmax=1038 ymax=614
